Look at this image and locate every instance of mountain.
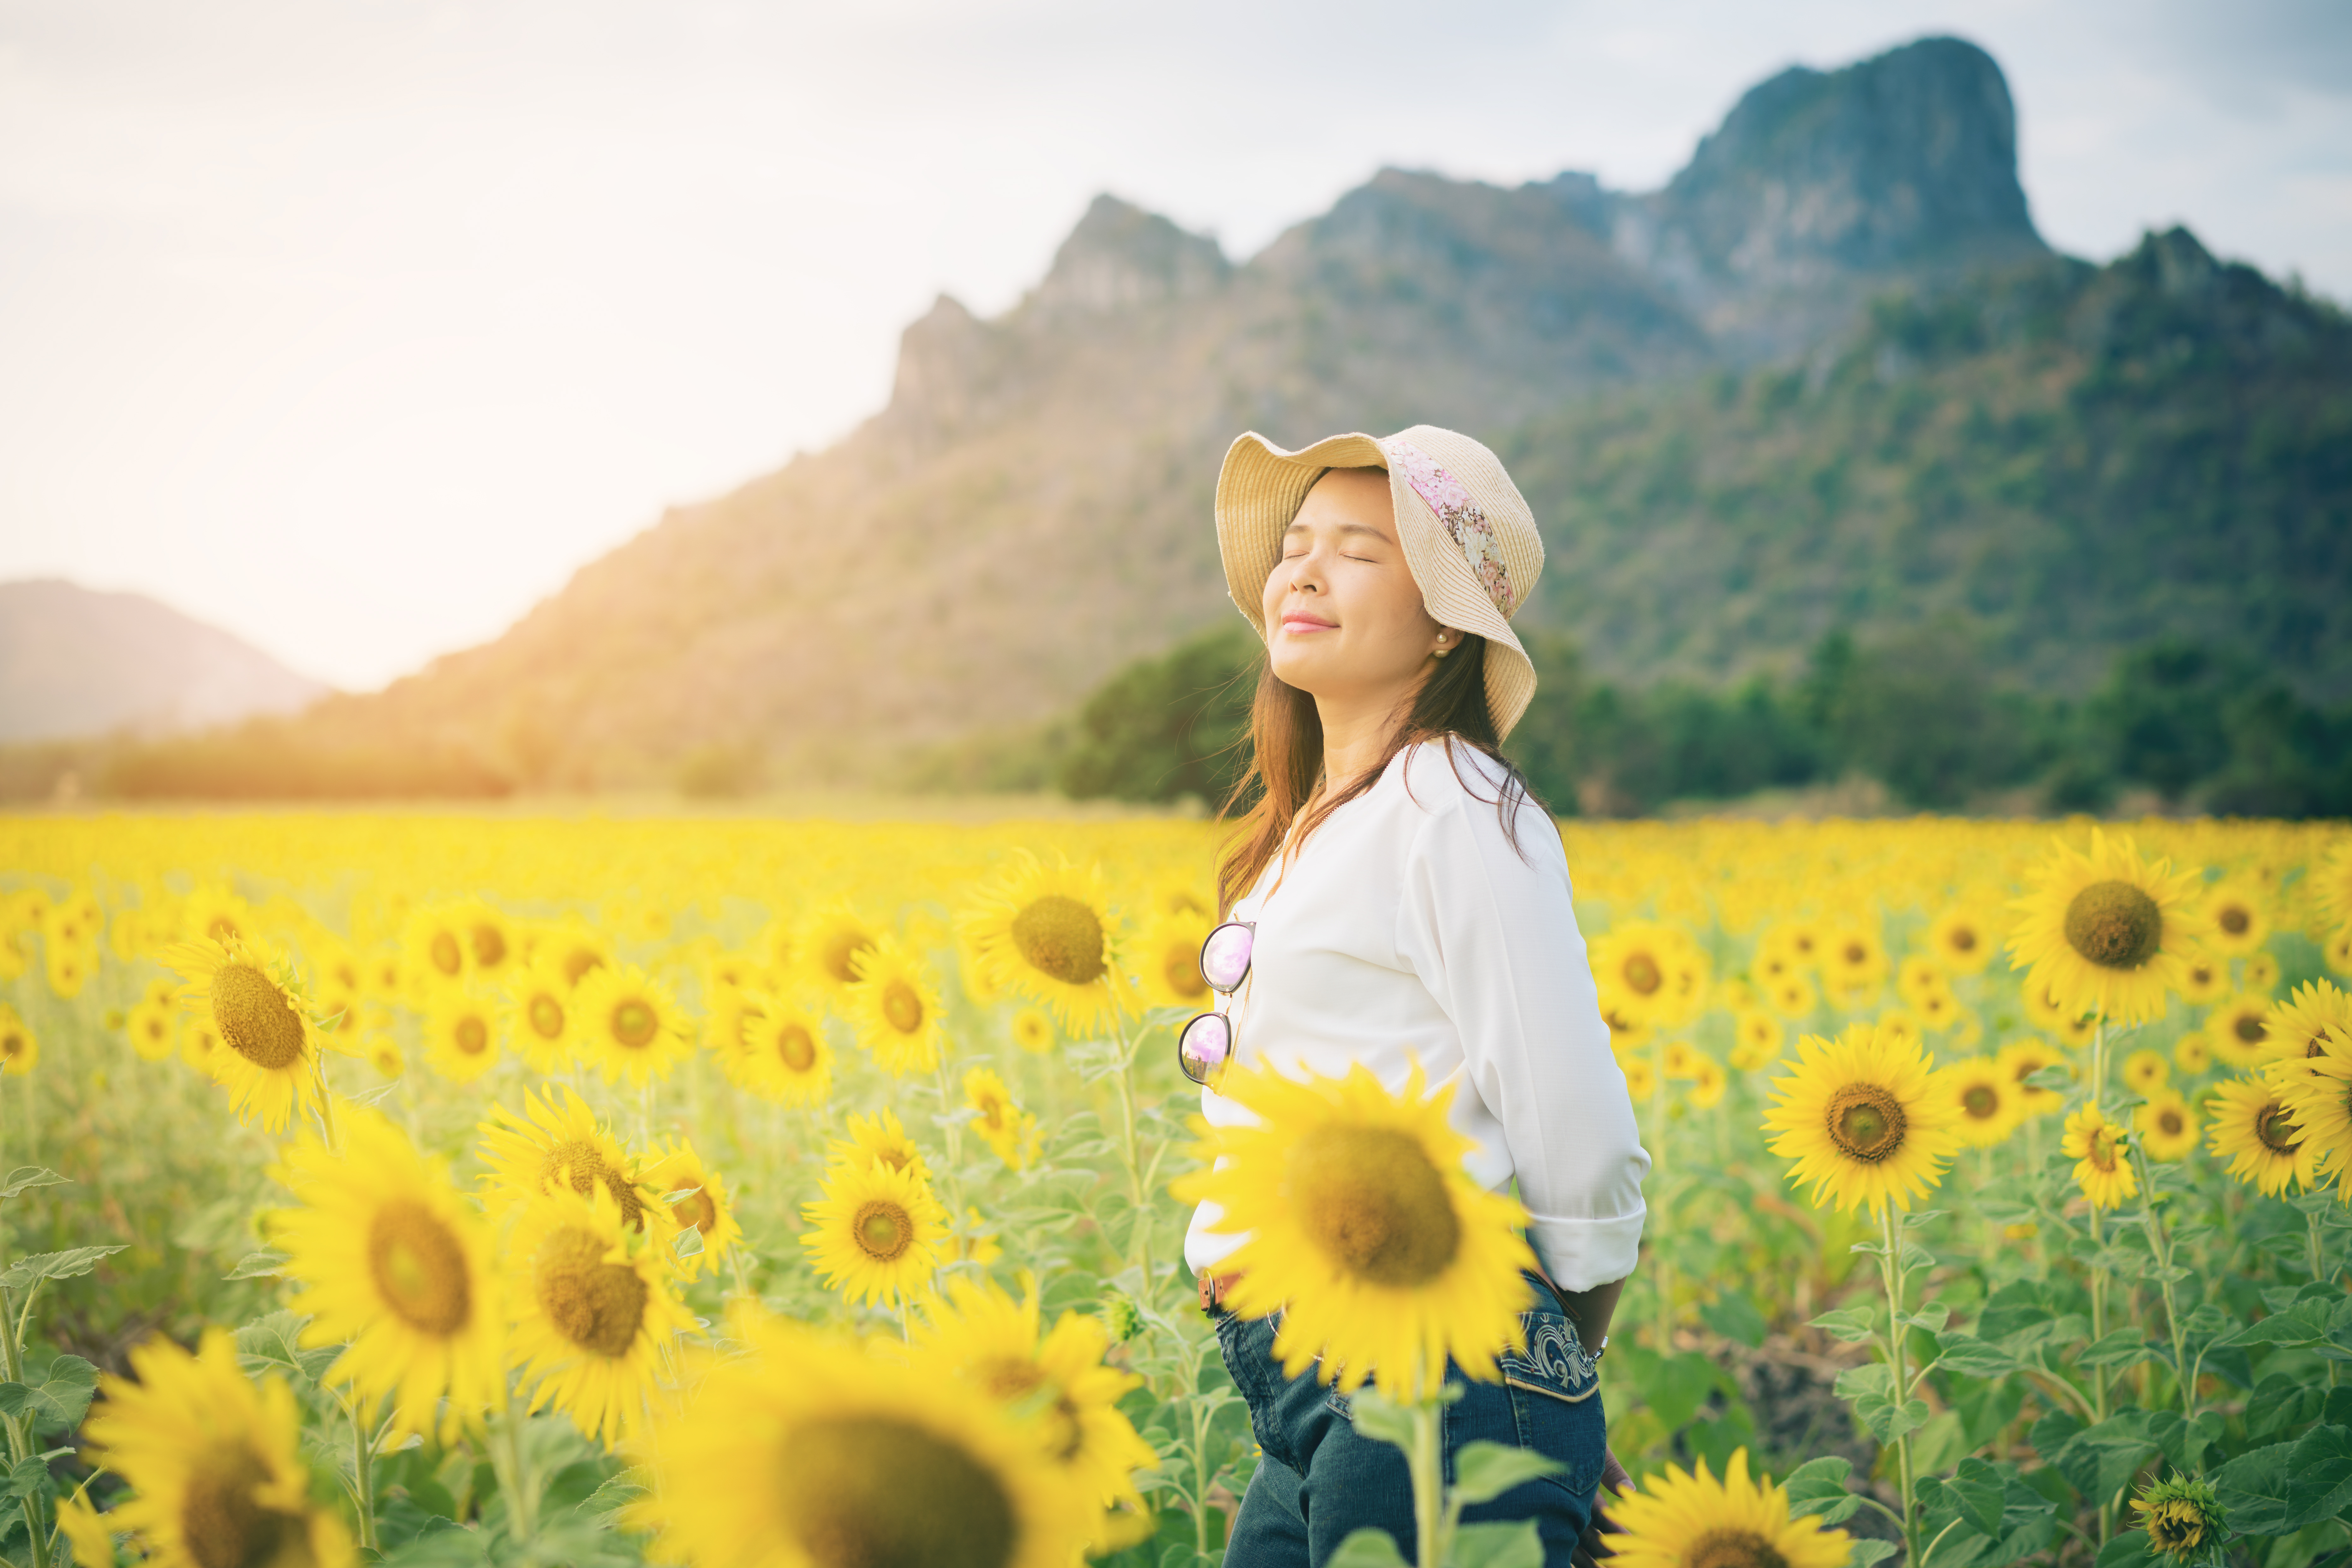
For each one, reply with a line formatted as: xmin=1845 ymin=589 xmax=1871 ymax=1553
xmin=100 ymin=34 xmax=2349 ymax=798
xmin=0 ymin=580 xmax=327 ymax=744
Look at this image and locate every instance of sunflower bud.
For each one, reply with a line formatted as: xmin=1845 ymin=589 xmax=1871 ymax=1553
xmin=1097 ymin=1290 xmax=1145 ymax=1343
xmin=2133 ymin=1475 xmax=2227 ymax=1565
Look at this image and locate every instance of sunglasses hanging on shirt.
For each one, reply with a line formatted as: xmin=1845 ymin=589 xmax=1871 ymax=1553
xmin=1176 ymin=920 xmax=1254 ymax=1089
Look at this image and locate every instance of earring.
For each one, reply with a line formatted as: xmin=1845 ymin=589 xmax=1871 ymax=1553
xmin=1433 ymin=635 xmax=1451 ymax=658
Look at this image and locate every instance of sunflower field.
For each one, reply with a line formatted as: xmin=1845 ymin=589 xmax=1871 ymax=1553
xmin=2 ymin=811 xmax=2351 ymax=1568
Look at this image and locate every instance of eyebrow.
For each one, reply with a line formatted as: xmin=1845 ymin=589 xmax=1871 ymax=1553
xmin=1284 ymin=520 xmax=1392 ymax=540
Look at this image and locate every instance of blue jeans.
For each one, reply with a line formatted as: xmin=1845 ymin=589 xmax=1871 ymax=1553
xmin=1213 ymin=1274 xmax=1608 ymax=1567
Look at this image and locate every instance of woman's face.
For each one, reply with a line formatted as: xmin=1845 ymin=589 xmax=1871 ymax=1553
xmin=1260 ymin=468 xmax=1446 ymax=707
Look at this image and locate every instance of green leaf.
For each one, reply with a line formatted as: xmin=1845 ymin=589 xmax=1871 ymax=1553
xmin=2225 ymin=1300 xmax=2335 ymax=1347
xmin=2092 ymin=1530 xmax=2157 ymax=1568
xmin=577 ymin=1468 xmax=649 ymax=1530
xmin=0 ymin=1245 xmax=127 ymax=1290
xmin=1836 ymin=1362 xmax=1929 ymax=1442
xmin=1810 ymin=1306 xmax=1878 ymax=1344
xmin=2214 ymin=1440 xmax=2296 ymax=1537
xmin=1950 ymin=1457 xmax=2007 ymax=1538
xmin=1898 ymin=1303 xmax=1952 ymax=1336
xmin=1326 ymin=1528 xmax=1409 ymax=1567
xmin=1450 ymin=1441 xmax=1564 ymax=1505
xmin=1847 ymin=1542 xmax=1898 ymax=1568
xmin=2045 ymin=1413 xmax=2161 ymax=1509
xmin=0 ymin=1456 xmax=48 ymax=1502
xmin=2078 ymin=1329 xmax=2158 ymax=1369
xmin=2024 ymin=1064 xmax=2074 ymax=1090
xmin=0 ymin=1355 xmax=97 ymax=1433
xmin=0 ymin=1168 xmax=66 ymax=1201
xmin=1346 ymin=1388 xmax=1418 ymax=1451
xmin=1453 ymin=1519 xmax=1545 ymax=1568
xmin=225 ymin=1249 xmax=288 ymax=1280
xmin=1701 ymin=1291 xmax=1770 ymax=1348
xmin=1935 ymin=1336 xmax=2020 ymax=1379
xmin=1785 ymin=1457 xmax=1861 ymax=1525
xmin=235 ymin=1310 xmax=342 ymax=1385
xmin=2216 ymin=1425 xmax=2352 ymax=1534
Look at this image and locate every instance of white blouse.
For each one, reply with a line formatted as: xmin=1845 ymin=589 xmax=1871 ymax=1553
xmin=1181 ymin=739 xmax=1651 ymax=1293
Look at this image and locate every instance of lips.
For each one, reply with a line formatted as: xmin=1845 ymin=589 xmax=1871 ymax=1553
xmin=1280 ymin=613 xmax=1336 ymax=634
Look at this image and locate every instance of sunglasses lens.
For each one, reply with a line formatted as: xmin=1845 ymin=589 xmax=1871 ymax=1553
xmin=1178 ymin=1013 xmax=1233 ymax=1084
xmin=1200 ymin=922 xmax=1254 ymax=992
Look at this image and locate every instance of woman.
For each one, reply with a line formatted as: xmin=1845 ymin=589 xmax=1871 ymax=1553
xmin=1185 ymin=426 xmax=1649 ymax=1566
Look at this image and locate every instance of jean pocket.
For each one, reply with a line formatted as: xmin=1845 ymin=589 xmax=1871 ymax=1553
xmin=1498 ymin=1312 xmax=1599 ymax=1405
xmin=1498 ymin=1312 xmax=1605 ymax=1499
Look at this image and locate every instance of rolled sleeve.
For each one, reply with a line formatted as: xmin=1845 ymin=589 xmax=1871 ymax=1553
xmin=1398 ymin=766 xmax=1651 ymax=1292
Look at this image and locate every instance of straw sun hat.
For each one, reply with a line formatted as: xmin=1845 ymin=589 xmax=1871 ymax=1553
xmin=1213 ymin=425 xmax=1546 ymax=739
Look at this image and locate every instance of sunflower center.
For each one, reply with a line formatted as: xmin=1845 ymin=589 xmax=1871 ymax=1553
xmin=1010 ymin=895 xmax=1107 ymax=986
xmin=1961 ymin=1085 xmax=2000 ymax=1121
xmin=780 ymin=1415 xmax=1017 ymax=1568
xmin=853 ymin=1200 xmax=913 ymax=1262
xmin=540 ymin=1140 xmax=646 ymax=1229
xmin=677 ymin=1187 xmax=719 ymax=1236
xmin=2157 ymin=1107 xmax=2185 ymax=1137
xmin=0 ymin=1029 xmax=22 ymax=1060
xmin=429 ymin=931 xmax=463 ymax=977
xmin=528 ymin=995 xmax=565 ymax=1039
xmin=822 ymin=929 xmax=875 ymax=986
xmin=1287 ymin=1124 xmax=1461 ymax=1287
xmin=2218 ymin=906 xmax=2250 ymax=936
xmin=1824 ymin=1083 xmax=1907 ymax=1162
xmin=180 ymin=1446 xmax=293 ymax=1568
xmin=882 ymin=979 xmax=925 ymax=1035
xmin=612 ymin=1000 xmax=658 ymax=1048
xmin=1686 ymin=1529 xmax=1790 ymax=1568
xmin=455 ymin=1016 xmax=489 ymax=1056
xmin=1164 ymin=943 xmax=1207 ymax=1001
xmin=562 ymin=948 xmax=604 ymax=985
xmin=212 ymin=962 xmax=306 ymax=1070
xmin=777 ymin=1023 xmax=818 ymax=1072
xmin=534 ymin=1224 xmax=647 ymax=1358
xmin=2255 ymin=1105 xmax=2303 ymax=1154
xmin=2063 ymin=880 xmax=2163 ymax=970
xmin=2146 ymin=1501 xmax=2207 ymax=1553
xmin=1949 ymin=927 xmax=1978 ymax=953
xmin=1841 ymin=942 xmax=1866 ymax=966
xmin=367 ymin=1198 xmax=472 ymax=1335
xmin=469 ymin=923 xmax=507 ymax=968
xmin=1621 ymin=954 xmax=1662 ymax=995
xmin=2087 ymin=1128 xmax=2122 ymax=1171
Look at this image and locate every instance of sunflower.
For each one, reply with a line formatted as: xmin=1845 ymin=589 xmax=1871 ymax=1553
xmin=79 ymin=1328 xmax=355 ymax=1568
xmin=1767 ymin=974 xmax=1818 ymax=1020
xmin=2208 ymin=995 xmax=2273 ymax=1069
xmin=402 ymin=906 xmax=470 ymax=999
xmin=2173 ymin=1032 xmax=2212 ymax=1075
xmin=2263 ymin=981 xmax=2352 ymax=1079
xmin=800 ymin=903 xmax=882 ymax=1000
xmin=1926 ymin=905 xmax=1998 ymax=975
xmin=846 ymin=935 xmax=946 ymax=1076
xmin=2208 ymin=1075 xmax=2319 ymax=1195
xmin=1624 ymin=1056 xmax=1660 ymax=1103
xmin=370 ymin=1038 xmax=406 ymax=1079
xmin=574 ymin=964 xmax=692 ymax=1087
xmin=1663 ymin=1040 xmax=1700 ymax=1080
xmin=477 ymin=1087 xmax=654 ymax=1231
xmin=966 ymin=1067 xmax=1041 ymax=1169
xmin=1729 ymin=1009 xmax=1783 ymax=1071
xmin=1896 ymin=957 xmax=1950 ymax=1012
xmin=127 ymin=999 xmax=178 ymax=1062
xmin=830 ymin=1108 xmax=933 ymax=1181
xmin=1941 ymin=1056 xmax=2021 ymax=1148
xmin=1876 ymin=1009 xmax=1923 ymax=1051
xmin=270 ymin=1105 xmax=502 ymax=1440
xmin=910 ymin=1277 xmax=1156 ymax=1536
xmin=2199 ymin=883 xmax=2269 ymax=957
xmin=0 ymin=1005 xmax=36 ymax=1076
xmin=702 ymin=947 xmax=762 ymax=1004
xmin=800 ymin=1157 xmax=949 ymax=1308
xmin=2329 ymin=927 xmax=2352 ymax=978
xmin=711 ymin=988 xmax=834 ymax=1106
xmin=2062 ymin=1105 xmax=2137 ymax=1209
xmin=957 ymin=853 xmax=1126 ymax=1035
xmin=2133 ymin=1475 xmax=2227 ymax=1564
xmin=2176 ymin=950 xmax=2230 ymax=1006
xmin=1821 ymin=923 xmax=1889 ymax=998
xmin=1174 ymin=1062 xmax=1534 ymax=1400
xmin=1686 ymin=1056 xmax=1728 ymax=1110
xmin=1590 ymin=921 xmax=1688 ymax=1028
xmin=2122 ymin=1048 xmax=2171 ymax=1095
xmin=1606 ymin=1005 xmax=1655 ymax=1058
xmin=163 ymin=939 xmax=326 ymax=1131
xmin=2277 ymin=1040 xmax=2352 ymax=1200
xmin=539 ymin=922 xmax=612 ymax=990
xmin=2134 ymin=1092 xmax=2200 ymax=1163
xmin=1011 ymin=1006 xmax=1055 ymax=1055
xmin=181 ymin=1014 xmax=222 ymax=1076
xmin=506 ymin=1185 xmax=693 ymax=1447
xmin=636 ymin=1308 xmax=1097 ymax=1568
xmin=1997 ymin=1038 xmax=2069 ymax=1116
xmin=1915 ymin=988 xmax=1962 ymax=1034
xmin=422 ymin=990 xmax=502 ymax=1084
xmin=1606 ymin=1450 xmax=1853 ymax=1568
xmin=180 ymin=885 xmax=254 ymax=948
xmin=1764 ymin=1023 xmax=1960 ymax=1215
xmin=2009 ymin=831 xmax=2203 ymax=1026
xmin=1137 ymin=909 xmax=1214 ymax=1010
xmin=46 ymin=938 xmax=93 ymax=999
xmin=646 ymin=1137 xmax=744 ymax=1280
xmin=502 ymin=956 xmax=579 ymax=1074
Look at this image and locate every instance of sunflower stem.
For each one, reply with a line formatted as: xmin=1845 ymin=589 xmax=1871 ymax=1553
xmin=342 ymin=1390 xmax=379 ymax=1551
xmin=1105 ymin=987 xmax=1153 ymax=1303
xmin=311 ymin=1051 xmax=341 ymax=1154
xmin=1877 ymin=1203 xmax=1919 ymax=1568
xmin=2129 ymin=1144 xmax=2195 ymax=1423
xmin=1408 ymin=1396 xmax=1445 ymax=1568
xmin=494 ymin=1371 xmax=539 ymax=1547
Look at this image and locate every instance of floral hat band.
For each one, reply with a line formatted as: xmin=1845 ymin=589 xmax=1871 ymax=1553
xmin=1210 ymin=423 xmax=1548 ymax=740
xmin=1382 ymin=438 xmax=1514 ymax=616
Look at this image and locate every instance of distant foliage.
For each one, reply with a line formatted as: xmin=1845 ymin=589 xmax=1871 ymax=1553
xmin=1053 ymin=625 xmax=1256 ymax=806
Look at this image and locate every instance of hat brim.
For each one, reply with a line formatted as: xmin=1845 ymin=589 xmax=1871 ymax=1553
xmin=1213 ymin=430 xmax=1537 ymax=741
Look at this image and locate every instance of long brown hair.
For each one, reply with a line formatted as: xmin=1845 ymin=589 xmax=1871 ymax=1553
xmin=1216 ymin=633 xmax=1549 ymax=913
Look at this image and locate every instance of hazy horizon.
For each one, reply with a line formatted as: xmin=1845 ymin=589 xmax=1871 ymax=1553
xmin=3 ymin=0 xmax=2346 ymax=692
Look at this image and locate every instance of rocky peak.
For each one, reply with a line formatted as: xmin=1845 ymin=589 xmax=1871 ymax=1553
xmin=1614 ymin=35 xmax=2045 ymax=348
xmin=1028 ymin=194 xmax=1230 ymax=319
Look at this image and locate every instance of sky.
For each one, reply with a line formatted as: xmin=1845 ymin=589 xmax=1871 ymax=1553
xmin=2 ymin=0 xmax=2346 ymax=691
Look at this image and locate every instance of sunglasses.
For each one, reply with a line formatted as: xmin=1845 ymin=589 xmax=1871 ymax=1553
xmin=1177 ymin=921 xmax=1255 ymax=1088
